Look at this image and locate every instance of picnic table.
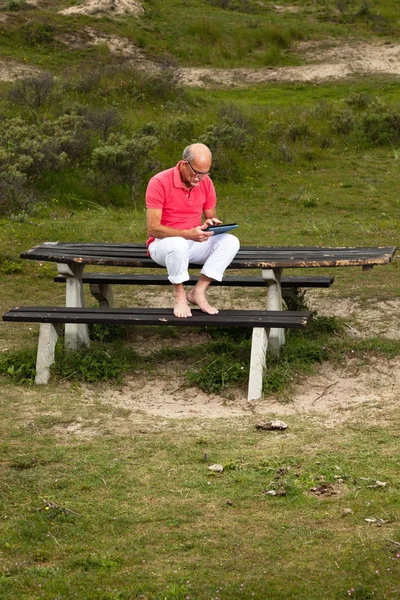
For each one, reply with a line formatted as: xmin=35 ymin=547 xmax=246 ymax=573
xmin=15 ymin=242 xmax=396 ymax=399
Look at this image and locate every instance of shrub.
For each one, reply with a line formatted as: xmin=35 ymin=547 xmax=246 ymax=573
xmin=330 ymin=109 xmax=355 ymax=135
xmin=357 ymin=106 xmax=400 ymax=146
xmin=91 ymin=133 xmax=158 ymax=199
xmin=344 ymin=91 xmax=372 ymax=109
xmin=200 ymin=118 xmax=250 ymax=153
xmin=2 ymin=0 xmax=27 ymax=11
xmin=0 ymin=114 xmax=89 ymax=180
xmin=0 ymin=172 xmax=37 ymax=215
xmin=141 ymin=61 xmax=183 ymax=102
xmin=7 ymin=72 xmax=55 ymax=112
xmin=22 ymin=19 xmax=56 ymax=46
xmin=165 ymin=116 xmax=194 ymax=143
xmin=82 ymin=108 xmax=121 ymax=141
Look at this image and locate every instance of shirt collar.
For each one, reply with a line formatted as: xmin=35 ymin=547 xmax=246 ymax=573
xmin=174 ymin=161 xmax=191 ymax=189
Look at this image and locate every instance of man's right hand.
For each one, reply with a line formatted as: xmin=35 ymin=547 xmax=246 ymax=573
xmin=190 ymin=226 xmax=214 ymax=243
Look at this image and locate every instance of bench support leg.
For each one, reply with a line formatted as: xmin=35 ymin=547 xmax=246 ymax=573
xmin=248 ymin=327 xmax=269 ymax=401
xmin=57 ymin=263 xmax=90 ymax=350
xmin=35 ymin=323 xmax=61 ymax=384
xmin=89 ymin=283 xmax=114 ymax=308
xmin=262 ymin=268 xmax=284 ymax=356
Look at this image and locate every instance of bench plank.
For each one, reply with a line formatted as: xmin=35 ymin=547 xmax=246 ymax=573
xmin=54 ymin=273 xmax=335 ymax=288
xmin=3 ymin=306 xmax=311 ymax=399
xmin=4 ymin=307 xmax=310 ymax=329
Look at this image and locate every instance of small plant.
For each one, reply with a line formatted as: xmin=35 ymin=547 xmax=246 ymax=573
xmin=88 ymin=323 xmax=128 ymax=343
xmin=187 ymin=356 xmax=247 ymax=393
xmin=1 ymin=259 xmax=24 ymax=274
xmin=54 ymin=346 xmax=130 ymax=383
xmin=0 ymin=349 xmax=36 ymax=384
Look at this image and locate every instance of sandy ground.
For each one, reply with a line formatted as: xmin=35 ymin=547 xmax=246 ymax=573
xmin=60 ymin=0 xmax=144 ymax=18
xmin=77 ymin=289 xmax=400 ymax=427
xmin=180 ymin=41 xmax=400 ymax=87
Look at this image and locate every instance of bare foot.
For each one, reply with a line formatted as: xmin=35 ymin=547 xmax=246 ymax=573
xmin=174 ymin=297 xmax=192 ymax=318
xmin=187 ymin=289 xmax=218 ymax=314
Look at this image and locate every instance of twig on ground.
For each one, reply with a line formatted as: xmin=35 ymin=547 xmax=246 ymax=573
xmin=43 ymin=499 xmax=82 ymax=517
xmin=312 ymin=381 xmax=338 ymax=405
xmin=388 ymin=539 xmax=400 ymax=547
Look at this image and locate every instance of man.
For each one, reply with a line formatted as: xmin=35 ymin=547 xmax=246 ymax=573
xmin=146 ymin=143 xmax=240 ymax=318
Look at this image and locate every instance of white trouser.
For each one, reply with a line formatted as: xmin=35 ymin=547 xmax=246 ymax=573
xmin=148 ymin=234 xmax=240 ymax=284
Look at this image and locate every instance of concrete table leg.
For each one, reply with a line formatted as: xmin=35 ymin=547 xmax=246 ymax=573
xmin=35 ymin=323 xmax=61 ymax=384
xmin=248 ymin=327 xmax=269 ymax=401
xmin=57 ymin=263 xmax=90 ymax=350
xmin=89 ymin=283 xmax=114 ymax=308
xmin=262 ymin=268 xmax=285 ymax=356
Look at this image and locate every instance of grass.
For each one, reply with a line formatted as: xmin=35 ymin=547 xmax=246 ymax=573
xmin=0 ymin=1 xmax=400 ymax=597
xmin=1 ymin=386 xmax=400 ymax=599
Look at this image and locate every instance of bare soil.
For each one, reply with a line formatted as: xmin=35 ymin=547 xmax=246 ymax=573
xmin=60 ymin=0 xmax=144 ymax=18
xmin=76 ymin=289 xmax=400 ymax=428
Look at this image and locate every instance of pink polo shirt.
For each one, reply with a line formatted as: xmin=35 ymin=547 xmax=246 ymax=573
xmin=145 ymin=161 xmax=216 ymax=247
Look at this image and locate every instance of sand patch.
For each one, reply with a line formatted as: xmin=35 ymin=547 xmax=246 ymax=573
xmin=79 ymin=355 xmax=400 ymax=429
xmin=306 ymin=292 xmax=400 ymax=340
xmin=180 ymin=41 xmax=400 ymax=87
xmin=57 ymin=27 xmax=155 ymax=71
xmin=0 ymin=59 xmax=40 ymax=82
xmin=60 ymin=0 xmax=144 ymax=18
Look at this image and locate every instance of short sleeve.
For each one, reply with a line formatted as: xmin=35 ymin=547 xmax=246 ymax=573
xmin=146 ymin=176 xmax=166 ymax=209
xmin=203 ymin=177 xmax=216 ymax=210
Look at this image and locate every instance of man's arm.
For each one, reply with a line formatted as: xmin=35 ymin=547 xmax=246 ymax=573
xmin=147 ymin=208 xmax=214 ymax=242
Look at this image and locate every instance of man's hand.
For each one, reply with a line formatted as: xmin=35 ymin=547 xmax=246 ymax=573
xmin=203 ymin=217 xmax=222 ymax=228
xmin=190 ymin=225 xmax=214 ymax=243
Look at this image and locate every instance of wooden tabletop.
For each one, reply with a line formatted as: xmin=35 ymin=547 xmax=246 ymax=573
xmin=20 ymin=242 xmax=397 ymax=270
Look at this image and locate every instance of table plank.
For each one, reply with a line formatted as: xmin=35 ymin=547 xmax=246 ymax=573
xmin=20 ymin=243 xmax=397 ymax=269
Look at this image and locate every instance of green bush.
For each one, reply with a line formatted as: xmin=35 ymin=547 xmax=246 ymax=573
xmin=330 ymin=109 xmax=356 ymax=135
xmin=165 ymin=116 xmax=194 ymax=143
xmin=91 ymin=133 xmax=158 ymax=200
xmin=22 ymin=19 xmax=56 ymax=46
xmin=3 ymin=0 xmax=27 ymax=11
xmin=0 ymin=114 xmax=88 ymax=180
xmin=357 ymin=107 xmax=400 ymax=146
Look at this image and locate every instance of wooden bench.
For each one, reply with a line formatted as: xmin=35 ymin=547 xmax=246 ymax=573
xmin=3 ymin=306 xmax=311 ymax=400
xmin=54 ymin=273 xmax=334 ymax=309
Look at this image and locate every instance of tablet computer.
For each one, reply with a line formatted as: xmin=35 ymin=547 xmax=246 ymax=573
xmin=205 ymin=223 xmax=239 ymax=235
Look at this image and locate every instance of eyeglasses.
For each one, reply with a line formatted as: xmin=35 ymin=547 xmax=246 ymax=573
xmin=186 ymin=160 xmax=211 ymax=178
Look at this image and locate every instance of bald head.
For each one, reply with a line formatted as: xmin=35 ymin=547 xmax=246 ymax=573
xmin=182 ymin=143 xmax=212 ymax=170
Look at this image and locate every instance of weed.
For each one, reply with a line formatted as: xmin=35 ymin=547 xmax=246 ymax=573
xmin=88 ymin=323 xmax=129 ymax=343
xmin=54 ymin=345 xmax=130 ymax=383
xmin=0 ymin=349 xmax=36 ymax=384
xmin=1 ymin=259 xmax=24 ymax=274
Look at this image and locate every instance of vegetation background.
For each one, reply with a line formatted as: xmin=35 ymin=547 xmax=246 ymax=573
xmin=0 ymin=1 xmax=400 ymax=599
